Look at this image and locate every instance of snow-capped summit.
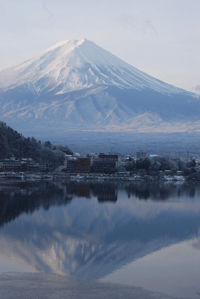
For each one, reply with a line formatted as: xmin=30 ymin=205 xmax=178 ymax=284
xmin=0 ymin=39 xmax=199 ymax=138
xmin=0 ymin=38 xmax=186 ymax=95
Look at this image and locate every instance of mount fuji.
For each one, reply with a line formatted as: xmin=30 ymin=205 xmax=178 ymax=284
xmin=0 ymin=38 xmax=200 ymax=141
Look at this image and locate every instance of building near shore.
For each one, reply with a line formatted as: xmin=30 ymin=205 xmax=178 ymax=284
xmin=135 ymin=151 xmax=147 ymax=159
xmin=66 ymin=158 xmax=76 ymax=173
xmin=0 ymin=159 xmax=40 ymax=172
xmin=98 ymin=153 xmax=118 ymax=162
xmin=93 ymin=160 xmax=116 ymax=173
xmin=117 ymin=166 xmax=126 ymax=173
xmin=75 ymin=157 xmax=91 ymax=173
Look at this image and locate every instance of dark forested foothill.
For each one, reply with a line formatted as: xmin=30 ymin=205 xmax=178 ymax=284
xmin=0 ymin=122 xmax=72 ymax=165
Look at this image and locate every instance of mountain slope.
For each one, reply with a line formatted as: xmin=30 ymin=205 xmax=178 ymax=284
xmin=0 ymin=39 xmax=199 ymax=137
xmin=0 ymin=39 xmax=186 ymax=94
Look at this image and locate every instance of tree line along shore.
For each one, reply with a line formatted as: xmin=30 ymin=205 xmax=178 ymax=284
xmin=0 ymin=121 xmax=200 ymax=181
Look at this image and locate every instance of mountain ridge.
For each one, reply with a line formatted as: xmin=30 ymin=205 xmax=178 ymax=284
xmin=0 ymin=39 xmax=190 ymax=95
xmin=0 ymin=39 xmax=199 ymax=138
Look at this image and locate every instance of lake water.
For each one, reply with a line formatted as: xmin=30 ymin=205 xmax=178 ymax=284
xmin=0 ymin=180 xmax=200 ymax=298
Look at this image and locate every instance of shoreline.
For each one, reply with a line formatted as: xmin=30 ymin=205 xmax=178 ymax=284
xmin=0 ymin=171 xmax=191 ymax=183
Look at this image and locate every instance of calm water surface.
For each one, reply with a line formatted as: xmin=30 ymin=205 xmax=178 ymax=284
xmin=0 ymin=180 xmax=200 ymax=298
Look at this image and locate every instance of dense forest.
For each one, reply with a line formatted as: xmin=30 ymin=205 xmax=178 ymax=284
xmin=0 ymin=122 xmax=73 ymax=165
xmin=124 ymin=155 xmax=197 ymax=177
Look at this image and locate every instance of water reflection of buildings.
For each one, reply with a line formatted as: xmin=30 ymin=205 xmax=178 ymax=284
xmin=1 ymin=181 xmax=200 ymax=229
xmin=68 ymin=183 xmax=118 ymax=202
xmin=74 ymin=184 xmax=91 ymax=198
xmin=0 ymin=181 xmax=119 ymax=227
xmin=67 ymin=181 xmax=200 ymax=203
xmin=91 ymin=184 xmax=118 ymax=203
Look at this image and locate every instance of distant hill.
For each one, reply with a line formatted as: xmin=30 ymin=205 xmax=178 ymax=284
xmin=0 ymin=121 xmax=72 ymax=165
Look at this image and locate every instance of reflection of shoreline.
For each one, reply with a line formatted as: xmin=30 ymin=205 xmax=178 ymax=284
xmin=0 ymin=181 xmax=200 ymax=229
xmin=124 ymin=181 xmax=199 ymax=201
xmin=0 ymin=171 xmax=188 ymax=183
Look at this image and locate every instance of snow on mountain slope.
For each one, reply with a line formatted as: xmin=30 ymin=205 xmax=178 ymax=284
xmin=0 ymin=39 xmax=188 ymax=95
xmin=0 ymin=39 xmax=199 ymax=136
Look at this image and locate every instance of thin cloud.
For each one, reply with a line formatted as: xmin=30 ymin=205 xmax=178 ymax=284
xmin=42 ymin=0 xmax=53 ymax=21
xmin=192 ymin=85 xmax=200 ymax=99
xmin=117 ymin=14 xmax=135 ymax=30
xmin=192 ymin=235 xmax=200 ymax=250
xmin=117 ymin=15 xmax=157 ymax=36
xmin=194 ymin=85 xmax=200 ymax=93
xmin=144 ymin=18 xmax=157 ymax=34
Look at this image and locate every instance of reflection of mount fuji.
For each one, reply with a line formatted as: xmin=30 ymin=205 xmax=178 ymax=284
xmin=0 ymin=181 xmax=200 ymax=280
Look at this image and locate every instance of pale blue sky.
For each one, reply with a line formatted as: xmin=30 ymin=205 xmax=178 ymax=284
xmin=0 ymin=0 xmax=200 ymax=93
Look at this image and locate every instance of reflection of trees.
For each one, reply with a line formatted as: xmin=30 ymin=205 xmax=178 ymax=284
xmin=0 ymin=182 xmax=72 ymax=229
xmin=0 ymin=182 xmax=119 ymax=230
xmin=0 ymin=181 xmax=200 ymax=230
xmin=125 ymin=182 xmax=199 ymax=201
